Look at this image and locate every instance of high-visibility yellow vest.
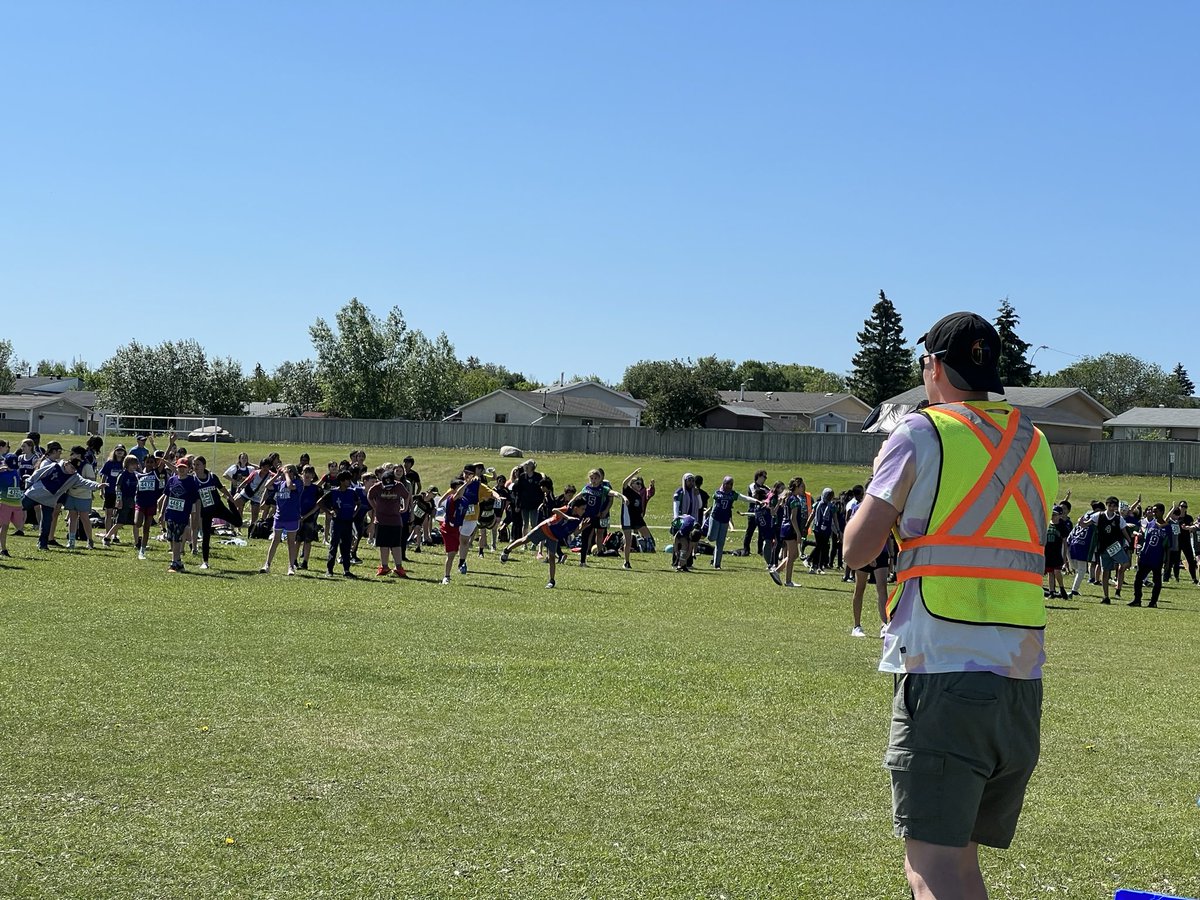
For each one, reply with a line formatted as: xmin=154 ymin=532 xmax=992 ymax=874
xmin=890 ymin=401 xmax=1059 ymax=629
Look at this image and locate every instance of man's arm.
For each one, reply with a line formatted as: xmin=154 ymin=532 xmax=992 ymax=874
xmin=843 ymin=494 xmax=901 ymax=570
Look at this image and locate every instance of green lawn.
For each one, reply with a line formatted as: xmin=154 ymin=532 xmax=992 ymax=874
xmin=2 ymin=444 xmax=1199 ymax=898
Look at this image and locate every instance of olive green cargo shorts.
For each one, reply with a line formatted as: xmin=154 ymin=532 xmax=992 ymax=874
xmin=885 ymin=671 xmax=1042 ymax=848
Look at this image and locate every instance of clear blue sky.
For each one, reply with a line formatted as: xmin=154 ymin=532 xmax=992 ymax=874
xmin=4 ymin=2 xmax=1197 ymax=386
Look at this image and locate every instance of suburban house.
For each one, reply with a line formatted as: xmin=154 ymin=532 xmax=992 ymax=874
xmin=530 ymin=381 xmax=646 ymax=427
xmin=446 ymin=389 xmax=633 ymax=427
xmin=1105 ymin=407 xmax=1200 ymax=441
xmin=869 ymin=386 xmax=1112 ymax=443
xmin=701 ymin=390 xmax=874 ymax=433
xmin=0 ymin=394 xmax=93 ymax=435
xmin=7 ymin=376 xmax=102 ymax=432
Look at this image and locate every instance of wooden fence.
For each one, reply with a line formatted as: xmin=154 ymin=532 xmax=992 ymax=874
xmin=1088 ymin=440 xmax=1200 ymax=477
xmin=1049 ymin=443 xmax=1090 ymax=473
xmin=117 ymin=416 xmax=1200 ymax=476
xmin=210 ymin=417 xmax=888 ymax=465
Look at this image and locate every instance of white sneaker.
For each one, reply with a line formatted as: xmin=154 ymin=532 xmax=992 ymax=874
xmin=784 ymin=581 xmax=797 ymax=588
xmin=440 ymin=576 xmax=450 ymax=585
xmin=287 ymin=566 xmax=296 ymax=576
xmin=68 ymin=539 xmax=76 ymax=549
xmin=138 ymin=549 xmax=146 ymax=560
xmin=850 ymin=626 xmax=866 ymax=638
xmin=200 ymin=562 xmax=210 ymax=570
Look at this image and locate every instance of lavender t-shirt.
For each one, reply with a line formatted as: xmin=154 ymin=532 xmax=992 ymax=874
xmin=869 ymin=408 xmax=1049 ymax=679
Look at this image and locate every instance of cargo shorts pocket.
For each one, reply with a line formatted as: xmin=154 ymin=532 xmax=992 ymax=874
xmin=885 ymin=748 xmax=944 ymax=823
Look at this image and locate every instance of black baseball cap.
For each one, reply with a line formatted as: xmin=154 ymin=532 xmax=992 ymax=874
xmin=920 ymin=312 xmax=1004 ymax=395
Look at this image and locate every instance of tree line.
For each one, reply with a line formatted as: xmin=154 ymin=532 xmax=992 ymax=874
xmin=0 ymin=293 xmax=1194 ymax=426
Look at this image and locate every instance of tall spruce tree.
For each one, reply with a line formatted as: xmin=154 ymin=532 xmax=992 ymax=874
xmin=993 ymin=297 xmax=1034 ymax=387
xmin=848 ymin=290 xmax=914 ymax=407
xmin=1173 ymin=363 xmax=1195 ymax=397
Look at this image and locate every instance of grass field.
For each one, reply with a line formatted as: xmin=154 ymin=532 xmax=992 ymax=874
xmin=2 ymin=441 xmax=1199 ymax=898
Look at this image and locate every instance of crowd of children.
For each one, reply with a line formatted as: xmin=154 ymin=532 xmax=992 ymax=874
xmin=0 ymin=432 xmax=1191 ymax=629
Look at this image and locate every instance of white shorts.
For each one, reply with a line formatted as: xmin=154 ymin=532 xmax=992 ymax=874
xmin=460 ymin=520 xmax=478 ymax=537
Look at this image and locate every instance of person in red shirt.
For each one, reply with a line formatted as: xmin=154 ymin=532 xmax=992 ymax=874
xmin=367 ymin=464 xmax=410 ymax=578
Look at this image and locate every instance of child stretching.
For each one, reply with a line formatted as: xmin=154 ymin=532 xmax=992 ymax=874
xmin=158 ymin=457 xmax=201 ymax=573
xmin=296 ymin=466 xmax=323 ymax=570
xmin=438 ymin=477 xmax=465 ymax=584
xmin=499 ymin=495 xmax=587 ymax=588
xmin=261 ymin=465 xmax=301 ymax=575
xmin=670 ymin=514 xmax=703 ymax=573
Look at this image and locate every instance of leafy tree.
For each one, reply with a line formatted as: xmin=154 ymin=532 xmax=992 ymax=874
xmin=0 ymin=340 xmax=16 ymax=393
xmin=26 ymin=358 xmax=99 ymax=388
xmin=399 ymin=332 xmax=464 ymax=420
xmin=460 ymin=367 xmax=504 ymax=400
xmin=621 ymin=359 xmax=718 ymax=431
xmin=732 ymin=360 xmax=788 ymax=392
xmin=1038 ymin=353 xmax=1182 ymax=414
xmin=568 ymin=373 xmax=608 ymax=387
xmin=309 ymin=298 xmax=409 ymax=418
xmin=100 ymin=340 xmax=213 ymax=417
xmin=460 ymin=359 xmax=534 ymax=398
xmin=694 ymin=356 xmax=738 ymax=392
xmin=204 ymin=357 xmax=248 ymax=417
xmin=247 ymin=363 xmax=280 ymax=403
xmin=785 ymin=364 xmax=846 ymax=393
xmin=34 ymin=359 xmax=69 ymax=378
xmin=1173 ymin=363 xmax=1195 ymax=397
xmin=993 ymin=298 xmax=1035 ymax=387
xmin=847 ymin=291 xmax=916 ymax=407
xmin=619 ymin=360 xmax=673 ymax=401
xmin=273 ymin=360 xmax=323 ymax=414
xmin=731 ymin=360 xmax=847 ymax=393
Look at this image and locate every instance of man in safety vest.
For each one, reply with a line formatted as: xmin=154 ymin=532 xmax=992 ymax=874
xmin=844 ymin=311 xmax=1058 ymax=900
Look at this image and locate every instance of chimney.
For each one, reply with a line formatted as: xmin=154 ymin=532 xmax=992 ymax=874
xmin=739 ymin=383 xmax=746 ymax=402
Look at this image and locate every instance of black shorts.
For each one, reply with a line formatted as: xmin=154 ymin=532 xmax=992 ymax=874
xmin=375 ymin=523 xmax=404 ymax=548
xmin=102 ymin=492 xmax=117 ymax=511
xmin=859 ymin=546 xmax=890 ymax=574
xmin=298 ymin=519 xmax=320 ymax=543
xmin=117 ymin=507 xmax=135 ymax=526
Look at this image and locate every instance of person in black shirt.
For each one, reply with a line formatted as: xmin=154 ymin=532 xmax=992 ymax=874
xmin=1173 ymin=500 xmax=1198 ymax=584
xmin=1094 ymin=496 xmax=1133 ymax=604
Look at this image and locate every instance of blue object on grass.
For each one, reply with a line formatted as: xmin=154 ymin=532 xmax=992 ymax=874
xmin=1115 ymin=890 xmax=1197 ymax=899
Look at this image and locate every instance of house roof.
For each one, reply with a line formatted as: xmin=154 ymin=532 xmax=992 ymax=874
xmin=0 ymin=394 xmax=89 ymax=412
xmin=1013 ymin=405 xmax=1100 ymax=430
xmin=702 ymin=404 xmax=772 ymax=419
xmin=863 ymin=398 xmax=1104 ymax=435
xmin=454 ymin=389 xmax=631 ymax=422
xmin=244 ymin=401 xmax=292 ymax=417
xmin=536 ymin=380 xmax=647 ymax=408
xmin=717 ymin=390 xmax=872 ymax=416
xmin=513 ymin=391 xmax=630 ymax=422
xmin=57 ymin=390 xmax=98 ymax=409
xmin=13 ymin=376 xmax=61 ymax=391
xmin=13 ymin=376 xmax=85 ymax=394
xmin=882 ymin=386 xmax=1113 ymax=419
xmin=1105 ymin=407 xmax=1200 ymax=428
